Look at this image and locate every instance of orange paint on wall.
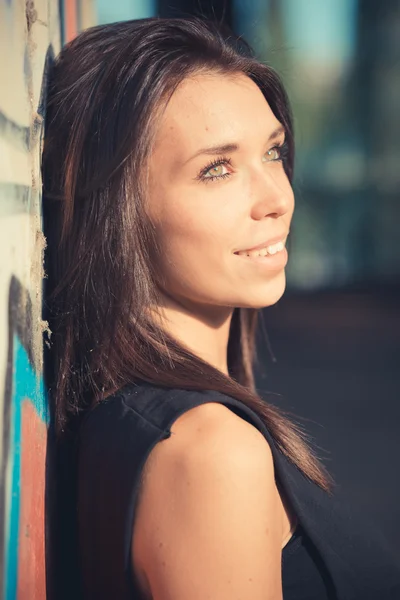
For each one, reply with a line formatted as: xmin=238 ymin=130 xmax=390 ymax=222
xmin=65 ymin=0 xmax=78 ymax=43
xmin=17 ymin=400 xmax=47 ymax=600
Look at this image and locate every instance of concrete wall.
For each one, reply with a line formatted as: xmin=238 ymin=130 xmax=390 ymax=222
xmin=0 ymin=1 xmax=93 ymax=598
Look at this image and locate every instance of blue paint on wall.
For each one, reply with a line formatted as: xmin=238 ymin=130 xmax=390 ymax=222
xmin=4 ymin=335 xmax=48 ymax=600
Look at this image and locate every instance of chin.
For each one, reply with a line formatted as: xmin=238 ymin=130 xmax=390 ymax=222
xmin=237 ymin=272 xmax=287 ymax=309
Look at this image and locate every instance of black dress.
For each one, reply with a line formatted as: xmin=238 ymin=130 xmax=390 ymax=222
xmin=76 ymin=382 xmax=400 ymax=599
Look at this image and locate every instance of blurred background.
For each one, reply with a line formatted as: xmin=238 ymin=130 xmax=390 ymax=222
xmin=92 ymin=0 xmax=400 ymax=550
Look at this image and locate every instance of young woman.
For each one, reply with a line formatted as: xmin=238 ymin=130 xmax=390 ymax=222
xmin=42 ymin=16 xmax=400 ymax=600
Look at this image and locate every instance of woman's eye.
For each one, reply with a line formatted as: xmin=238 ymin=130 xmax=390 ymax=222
xmin=264 ymin=147 xmax=281 ymax=161
xmin=197 ymin=158 xmax=232 ymax=183
xmin=204 ymin=163 xmax=228 ymax=178
xmin=197 ymin=144 xmax=285 ymax=184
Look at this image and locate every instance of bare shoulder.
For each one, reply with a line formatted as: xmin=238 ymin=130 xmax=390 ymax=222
xmin=168 ymin=400 xmax=274 ymax=462
xmin=132 ymin=401 xmax=282 ymax=600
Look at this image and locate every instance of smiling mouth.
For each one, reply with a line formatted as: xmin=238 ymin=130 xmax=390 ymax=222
xmin=234 ymin=239 xmax=286 ymax=258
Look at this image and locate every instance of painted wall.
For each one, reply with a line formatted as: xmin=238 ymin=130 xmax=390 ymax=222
xmin=96 ymin=0 xmax=155 ymax=24
xmin=0 ymin=1 xmax=93 ymax=598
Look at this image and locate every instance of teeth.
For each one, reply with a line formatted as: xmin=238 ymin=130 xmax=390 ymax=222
xmin=248 ymin=249 xmax=260 ymax=258
xmin=268 ymin=241 xmax=284 ymax=254
xmin=237 ymin=240 xmax=285 ymax=258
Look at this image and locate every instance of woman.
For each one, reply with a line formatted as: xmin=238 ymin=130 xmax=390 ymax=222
xmin=42 ymin=16 xmax=400 ymax=600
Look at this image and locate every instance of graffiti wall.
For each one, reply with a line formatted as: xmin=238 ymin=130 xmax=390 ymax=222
xmin=0 ymin=1 xmax=93 ymax=598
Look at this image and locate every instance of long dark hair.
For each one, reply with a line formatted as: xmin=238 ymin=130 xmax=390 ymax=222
xmin=42 ymin=16 xmax=331 ymax=491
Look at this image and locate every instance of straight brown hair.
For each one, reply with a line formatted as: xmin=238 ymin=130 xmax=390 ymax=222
xmin=42 ymin=16 xmax=332 ymax=492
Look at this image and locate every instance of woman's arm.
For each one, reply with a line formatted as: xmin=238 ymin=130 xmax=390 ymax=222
xmin=131 ymin=402 xmax=284 ymax=600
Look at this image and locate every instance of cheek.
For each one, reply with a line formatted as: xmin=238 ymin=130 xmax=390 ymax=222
xmin=156 ymin=210 xmax=226 ymax=275
xmin=158 ymin=211 xmax=206 ymax=251
xmin=151 ymin=196 xmax=235 ymax=298
xmin=152 ymin=184 xmax=235 ymax=257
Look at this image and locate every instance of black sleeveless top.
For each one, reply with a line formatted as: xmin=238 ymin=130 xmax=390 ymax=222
xmin=76 ymin=383 xmax=400 ymax=599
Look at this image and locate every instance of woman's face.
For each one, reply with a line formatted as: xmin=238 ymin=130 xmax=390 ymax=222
xmin=146 ymin=72 xmax=295 ymax=314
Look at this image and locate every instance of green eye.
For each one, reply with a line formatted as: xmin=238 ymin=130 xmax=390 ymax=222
xmin=264 ymin=147 xmax=281 ymax=161
xmin=198 ymin=156 xmax=233 ymax=182
xmin=205 ymin=164 xmax=225 ymax=177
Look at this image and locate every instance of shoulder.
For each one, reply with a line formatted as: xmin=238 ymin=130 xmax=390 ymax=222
xmin=168 ymin=399 xmax=273 ymax=466
xmin=138 ymin=397 xmax=276 ymax=492
xmin=81 ymin=386 xmax=276 ymax=480
xmin=132 ymin=402 xmax=277 ymax=541
xmin=134 ymin=399 xmax=275 ymax=492
xmin=132 ymin=401 xmax=282 ymax=599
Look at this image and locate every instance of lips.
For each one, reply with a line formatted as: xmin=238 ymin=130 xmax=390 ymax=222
xmin=234 ymin=233 xmax=288 ymax=254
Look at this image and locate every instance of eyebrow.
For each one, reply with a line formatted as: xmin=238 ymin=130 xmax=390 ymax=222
xmin=184 ymin=125 xmax=286 ymax=165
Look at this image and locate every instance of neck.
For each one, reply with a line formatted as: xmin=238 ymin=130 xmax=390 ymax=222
xmin=153 ymin=293 xmax=234 ymax=376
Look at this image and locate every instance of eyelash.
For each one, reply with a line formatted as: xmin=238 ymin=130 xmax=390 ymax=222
xmin=197 ymin=140 xmax=289 ymax=184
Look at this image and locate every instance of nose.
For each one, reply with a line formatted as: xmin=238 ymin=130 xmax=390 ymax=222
xmin=250 ymin=169 xmax=293 ymax=221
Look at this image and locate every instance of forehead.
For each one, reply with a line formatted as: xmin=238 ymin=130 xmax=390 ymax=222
xmin=152 ymin=72 xmax=282 ymax=161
